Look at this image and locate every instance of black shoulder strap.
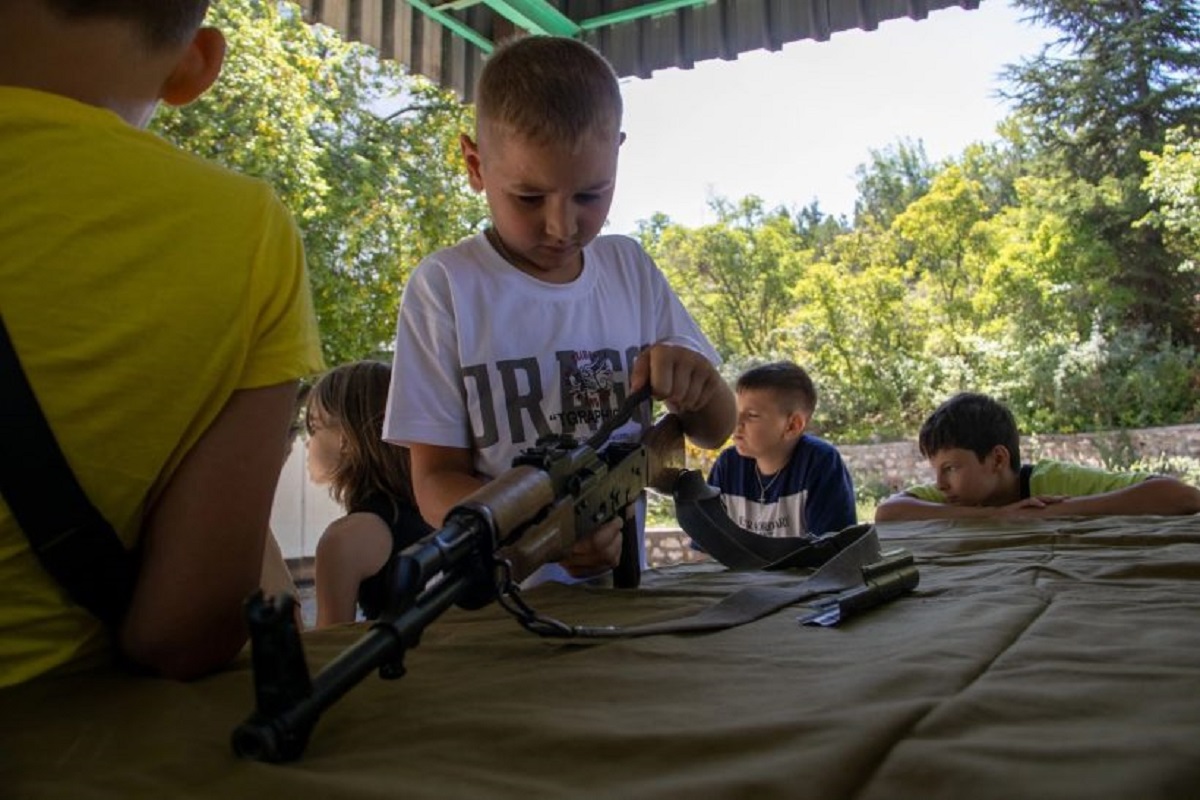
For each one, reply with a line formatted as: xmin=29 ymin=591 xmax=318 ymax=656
xmin=1019 ymin=464 xmax=1034 ymax=500
xmin=0 ymin=315 xmax=136 ymax=629
xmin=672 ymin=470 xmax=864 ymax=570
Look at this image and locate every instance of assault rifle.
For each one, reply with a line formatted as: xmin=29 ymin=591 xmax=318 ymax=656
xmin=232 ymin=387 xmax=684 ymax=763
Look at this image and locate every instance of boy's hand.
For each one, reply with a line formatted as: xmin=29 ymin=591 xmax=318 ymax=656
xmin=560 ymin=517 xmax=623 ymax=578
xmin=997 ymin=495 xmax=1068 ymax=516
xmin=630 ymin=343 xmax=724 ymax=414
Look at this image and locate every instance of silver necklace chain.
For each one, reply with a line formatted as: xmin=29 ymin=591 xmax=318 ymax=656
xmin=755 ymin=465 xmax=781 ymax=502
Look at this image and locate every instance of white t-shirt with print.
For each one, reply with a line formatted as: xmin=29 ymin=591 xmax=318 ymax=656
xmin=384 ymin=232 xmax=719 ymax=583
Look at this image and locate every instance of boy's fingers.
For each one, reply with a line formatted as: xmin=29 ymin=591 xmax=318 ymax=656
xmin=561 ymin=518 xmax=623 ymax=575
xmin=671 ymin=353 xmax=715 ymax=412
xmin=647 ymin=347 xmax=675 ymax=400
xmin=630 ymin=349 xmax=652 ymax=393
xmin=636 ymin=343 xmax=719 ymax=411
xmin=680 ymin=364 xmax=714 ymax=411
xmin=594 ymin=521 xmax=622 ymax=564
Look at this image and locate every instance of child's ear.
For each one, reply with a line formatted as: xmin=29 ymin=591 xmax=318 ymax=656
xmin=160 ymin=27 xmax=226 ymax=107
xmin=460 ymin=134 xmax=485 ymax=192
xmin=988 ymin=445 xmax=1011 ymax=471
xmin=786 ymin=412 xmax=808 ymax=438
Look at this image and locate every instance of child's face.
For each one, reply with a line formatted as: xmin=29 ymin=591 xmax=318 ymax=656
xmin=305 ymin=404 xmax=343 ymax=486
xmin=927 ymin=447 xmax=1007 ymax=506
xmin=462 ymin=128 xmax=621 ymax=284
xmin=732 ymin=389 xmax=804 ymax=464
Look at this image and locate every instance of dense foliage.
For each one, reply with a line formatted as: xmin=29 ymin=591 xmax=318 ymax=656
xmin=1000 ymin=0 xmax=1200 ymax=346
xmin=641 ymin=0 xmax=1200 ymax=441
xmin=157 ymin=1 xmax=1197 ymax=443
xmin=152 ymin=0 xmax=487 ymax=366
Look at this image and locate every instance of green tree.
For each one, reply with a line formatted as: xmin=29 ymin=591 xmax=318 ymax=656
xmin=852 ymin=138 xmax=936 ymax=230
xmin=793 ymin=200 xmax=849 ymax=255
xmin=1142 ymin=127 xmax=1200 ymax=273
xmin=972 ymin=173 xmax=1117 ymax=345
xmin=153 ymin=0 xmax=486 ymax=365
xmin=892 ymin=164 xmax=991 ymax=360
xmin=1002 ymin=0 xmax=1200 ymax=343
xmin=641 ymin=197 xmax=810 ymax=360
xmin=785 ymin=240 xmax=936 ymax=441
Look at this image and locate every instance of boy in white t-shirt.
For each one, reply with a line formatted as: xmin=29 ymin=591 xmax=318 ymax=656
xmin=384 ymin=36 xmax=735 ymax=582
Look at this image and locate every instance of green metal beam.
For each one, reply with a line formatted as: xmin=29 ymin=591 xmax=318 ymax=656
xmin=405 ymin=0 xmax=495 ymax=53
xmin=578 ymin=0 xmax=712 ymax=31
xmin=402 ymin=0 xmax=716 ymax=55
xmin=432 ymin=0 xmax=485 ymax=10
xmin=479 ymin=0 xmax=581 ymax=36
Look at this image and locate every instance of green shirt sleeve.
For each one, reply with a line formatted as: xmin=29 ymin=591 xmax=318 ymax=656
xmin=903 ymin=483 xmax=946 ymax=503
xmin=901 ymin=459 xmax=1151 ymax=504
xmin=1028 ymin=460 xmax=1150 ymax=496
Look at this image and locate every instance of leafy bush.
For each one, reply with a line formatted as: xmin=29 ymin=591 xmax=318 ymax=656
xmin=1129 ymin=455 xmax=1200 ymax=486
xmin=645 ymin=493 xmax=678 ymax=528
xmin=1002 ymin=326 xmax=1199 ymax=434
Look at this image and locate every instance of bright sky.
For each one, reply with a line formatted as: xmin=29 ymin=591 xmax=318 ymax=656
xmin=607 ymin=0 xmax=1057 ymax=235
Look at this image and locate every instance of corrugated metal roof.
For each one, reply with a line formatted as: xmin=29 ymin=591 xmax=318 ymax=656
xmin=298 ymin=0 xmax=982 ymax=100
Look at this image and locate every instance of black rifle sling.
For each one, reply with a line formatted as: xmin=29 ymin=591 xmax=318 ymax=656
xmin=553 ymin=522 xmax=886 ymax=638
xmin=510 ymin=470 xmax=897 ymax=639
xmin=672 ymin=469 xmax=862 ymax=570
xmin=0 ymin=315 xmax=136 ymax=629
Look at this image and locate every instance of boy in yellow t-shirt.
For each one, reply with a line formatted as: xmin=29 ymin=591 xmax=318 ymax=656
xmin=0 ymin=1 xmax=323 ymax=686
xmin=875 ymin=393 xmax=1200 ymax=522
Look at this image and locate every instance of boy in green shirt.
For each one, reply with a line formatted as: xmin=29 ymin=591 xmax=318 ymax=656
xmin=875 ymin=393 xmax=1200 ymax=522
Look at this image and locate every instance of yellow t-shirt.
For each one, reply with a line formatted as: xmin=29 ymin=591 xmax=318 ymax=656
xmin=0 ymin=88 xmax=324 ymax=686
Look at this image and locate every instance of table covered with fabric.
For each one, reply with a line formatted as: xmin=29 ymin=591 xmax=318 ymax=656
xmin=4 ymin=514 xmax=1200 ymax=799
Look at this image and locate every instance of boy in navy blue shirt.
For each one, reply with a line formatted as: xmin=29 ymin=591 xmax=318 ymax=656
xmin=707 ymin=362 xmax=856 ymax=537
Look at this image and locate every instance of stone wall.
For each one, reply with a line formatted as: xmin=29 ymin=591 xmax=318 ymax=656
xmin=646 ymin=528 xmax=714 ymax=569
xmin=645 ymin=423 xmax=1200 ymax=568
xmin=277 ymin=424 xmax=1199 ymax=571
xmin=838 ymin=422 xmax=1200 ymax=497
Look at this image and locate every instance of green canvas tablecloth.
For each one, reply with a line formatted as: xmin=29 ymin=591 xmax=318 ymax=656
xmin=4 ymin=515 xmax=1200 ymax=799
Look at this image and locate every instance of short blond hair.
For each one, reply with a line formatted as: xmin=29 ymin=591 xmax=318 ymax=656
xmin=475 ymin=35 xmax=622 ymax=146
xmin=737 ymin=361 xmax=817 ymax=416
